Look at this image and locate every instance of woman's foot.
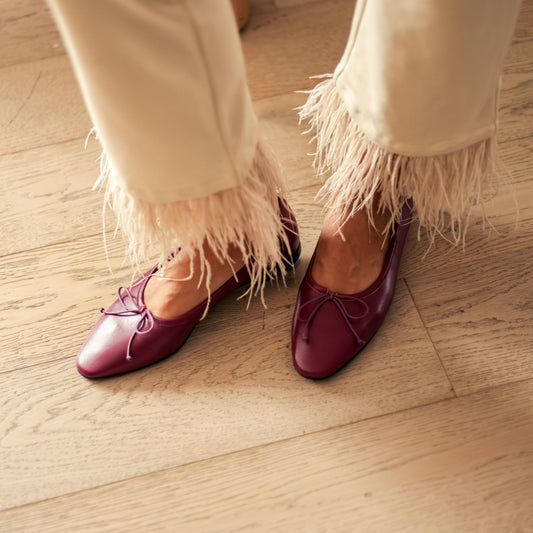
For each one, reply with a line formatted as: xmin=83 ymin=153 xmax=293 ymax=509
xmin=77 ymin=199 xmax=301 ymax=379
xmin=143 ymin=243 xmax=246 ymax=319
xmin=291 ymin=202 xmax=412 ymax=379
xmin=311 ymin=204 xmax=391 ymax=294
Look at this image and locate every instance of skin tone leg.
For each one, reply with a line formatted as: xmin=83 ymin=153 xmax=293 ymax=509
xmin=312 ymin=200 xmax=391 ymax=294
xmin=143 ymin=243 xmax=245 ymax=319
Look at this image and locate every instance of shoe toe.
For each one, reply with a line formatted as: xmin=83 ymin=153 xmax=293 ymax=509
xmin=77 ymin=314 xmax=139 ymax=378
xmin=292 ymin=301 xmax=362 ymax=379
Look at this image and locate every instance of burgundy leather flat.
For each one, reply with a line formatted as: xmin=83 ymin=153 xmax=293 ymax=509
xmin=77 ymin=200 xmax=301 ymax=378
xmin=291 ymin=202 xmax=412 ymax=379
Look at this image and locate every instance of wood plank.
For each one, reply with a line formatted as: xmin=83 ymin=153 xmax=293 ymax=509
xmin=0 ymin=0 xmax=64 ymax=68
xmin=0 ymin=270 xmax=452 ymax=508
xmin=402 ymin=178 xmax=533 ymax=278
xmin=2 ymin=379 xmax=531 ymax=531
xmin=241 ymin=0 xmax=353 ymax=99
xmin=405 ymin=239 xmax=533 ymax=396
xmin=500 ymin=44 xmax=533 ymax=143
xmin=0 ymin=136 xmax=104 ymax=256
xmin=512 ymin=0 xmax=533 ymax=42
xmin=1 ymin=0 xmax=531 ymax=529
xmin=0 ymin=55 xmax=91 ymax=155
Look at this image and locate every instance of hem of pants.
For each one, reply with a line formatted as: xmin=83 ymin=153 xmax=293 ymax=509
xmin=95 ymin=136 xmax=292 ymax=304
xmin=298 ymin=76 xmax=504 ymax=247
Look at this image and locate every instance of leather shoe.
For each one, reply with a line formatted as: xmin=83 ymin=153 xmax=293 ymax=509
xmin=77 ymin=200 xmax=301 ymax=378
xmin=291 ymin=202 xmax=412 ymax=379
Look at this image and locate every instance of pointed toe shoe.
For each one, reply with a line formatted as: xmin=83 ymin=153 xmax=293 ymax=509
xmin=77 ymin=199 xmax=301 ymax=378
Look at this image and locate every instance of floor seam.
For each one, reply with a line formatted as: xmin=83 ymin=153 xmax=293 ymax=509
xmin=403 ymin=277 xmax=458 ymax=397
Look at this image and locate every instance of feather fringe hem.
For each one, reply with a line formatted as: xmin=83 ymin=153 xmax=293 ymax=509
xmin=94 ymin=136 xmax=291 ymax=308
xmin=298 ymin=75 xmax=501 ymax=246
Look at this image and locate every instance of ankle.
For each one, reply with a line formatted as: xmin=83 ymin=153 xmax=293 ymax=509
xmin=143 ymin=242 xmax=246 ymax=319
xmin=311 ymin=205 xmax=391 ymax=294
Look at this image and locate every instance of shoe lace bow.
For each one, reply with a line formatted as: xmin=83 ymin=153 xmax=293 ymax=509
xmin=299 ymin=289 xmax=369 ymax=343
xmin=100 ymin=284 xmax=154 ymax=361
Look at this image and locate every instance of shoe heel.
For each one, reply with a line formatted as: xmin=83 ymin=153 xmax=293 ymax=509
xmin=285 ymin=241 xmax=302 ymax=271
xmin=275 ymin=241 xmax=301 ymax=278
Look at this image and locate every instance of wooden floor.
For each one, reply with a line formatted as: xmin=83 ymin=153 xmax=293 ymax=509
xmin=1 ymin=0 xmax=532 ymax=531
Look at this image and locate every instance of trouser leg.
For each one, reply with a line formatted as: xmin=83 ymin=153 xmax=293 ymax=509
xmin=46 ymin=0 xmax=289 ymax=285
xmin=300 ymin=0 xmax=522 ymax=243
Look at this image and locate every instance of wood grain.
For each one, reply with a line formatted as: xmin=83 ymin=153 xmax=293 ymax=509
xmin=2 ymin=379 xmax=531 ymax=532
xmin=500 ymin=42 xmax=533 ymax=143
xmin=0 ymin=0 xmax=64 ymax=68
xmin=0 ymin=136 xmax=104 ymax=256
xmin=0 ymin=276 xmax=451 ymax=509
xmin=405 ymin=241 xmax=533 ymax=396
xmin=0 ymin=55 xmax=91 ymax=156
xmin=0 ymin=0 xmax=532 ymax=528
xmin=241 ymin=0 xmax=353 ymax=99
xmin=401 ymin=178 xmax=533 ymax=279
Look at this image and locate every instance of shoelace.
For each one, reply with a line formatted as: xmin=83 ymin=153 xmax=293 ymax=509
xmin=100 ymin=285 xmax=154 ymax=361
xmin=299 ymin=289 xmax=369 ymax=343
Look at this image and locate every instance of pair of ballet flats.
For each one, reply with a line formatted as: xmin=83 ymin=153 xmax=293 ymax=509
xmin=77 ymin=201 xmax=411 ymax=379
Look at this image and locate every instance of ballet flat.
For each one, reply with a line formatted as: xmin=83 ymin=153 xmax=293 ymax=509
xmin=291 ymin=202 xmax=412 ymax=379
xmin=77 ymin=200 xmax=300 ymax=378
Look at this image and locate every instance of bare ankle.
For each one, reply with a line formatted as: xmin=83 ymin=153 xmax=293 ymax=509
xmin=311 ymin=205 xmax=391 ymax=294
xmin=143 ymin=243 xmax=246 ymax=319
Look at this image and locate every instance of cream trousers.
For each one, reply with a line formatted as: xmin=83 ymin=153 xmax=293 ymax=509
xmin=47 ymin=0 xmax=521 ymax=280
